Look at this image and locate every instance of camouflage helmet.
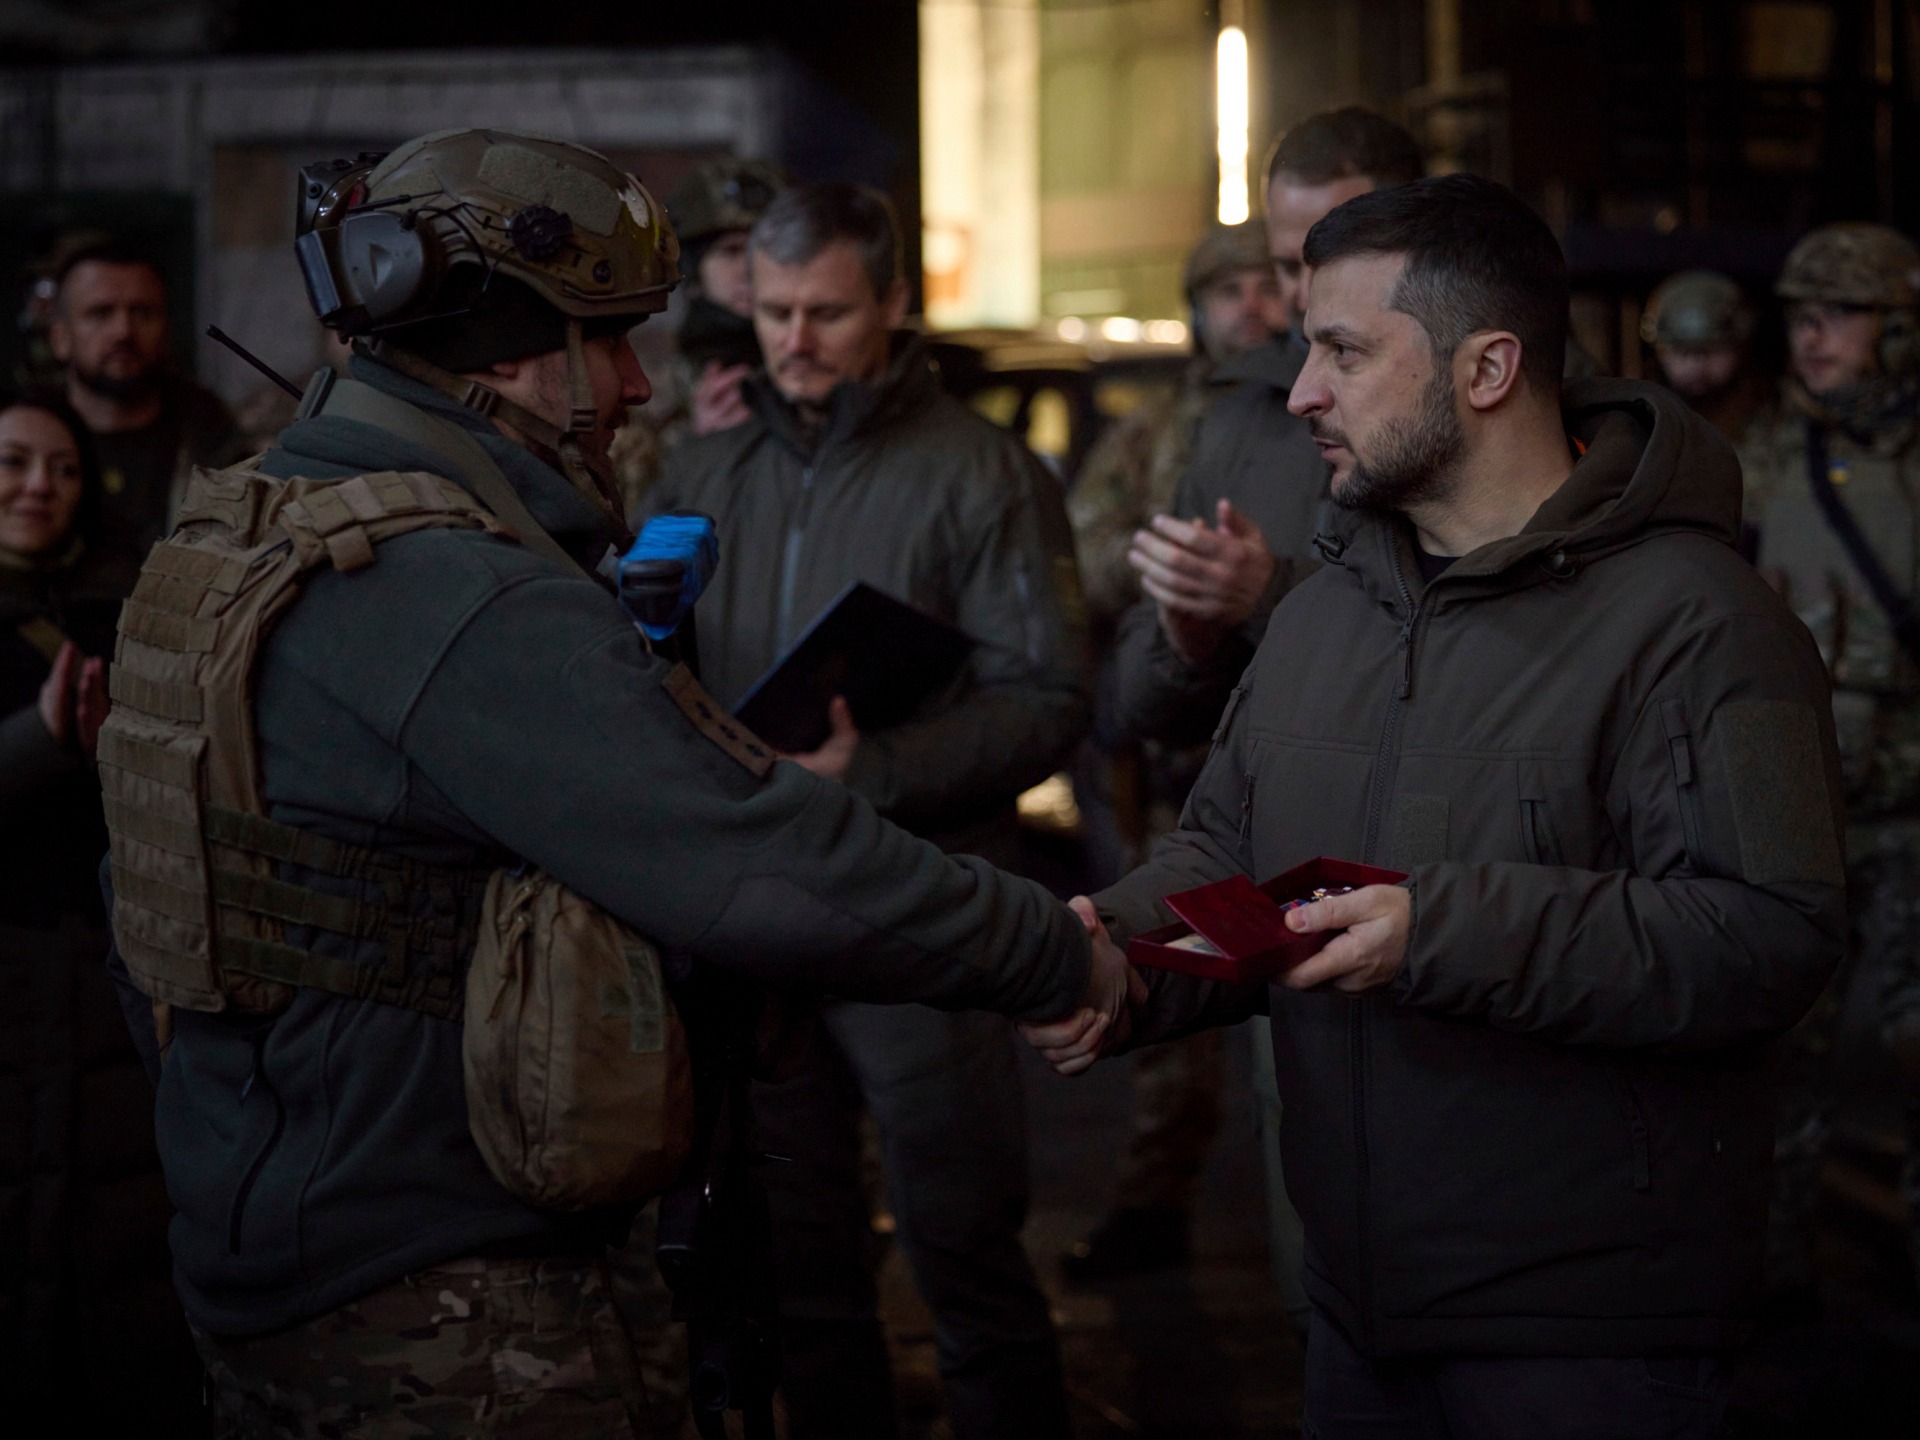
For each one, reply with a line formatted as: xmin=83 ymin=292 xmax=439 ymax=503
xmin=1775 ymin=222 xmax=1920 ymax=309
xmin=296 ymin=128 xmax=679 ymax=342
xmin=1640 ymin=270 xmax=1753 ymax=348
xmin=1183 ymin=221 xmax=1273 ymax=300
xmin=667 ymin=158 xmax=788 ymax=248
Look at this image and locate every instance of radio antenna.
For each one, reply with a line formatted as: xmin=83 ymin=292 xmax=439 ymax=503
xmin=205 ymin=325 xmax=302 ymax=400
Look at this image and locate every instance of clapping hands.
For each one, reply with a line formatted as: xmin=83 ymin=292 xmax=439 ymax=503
xmin=38 ymin=641 xmax=109 ymax=758
xmin=1018 ymin=897 xmax=1148 ymax=1077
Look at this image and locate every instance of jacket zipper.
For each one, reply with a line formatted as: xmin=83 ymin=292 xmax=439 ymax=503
xmin=1351 ymin=546 xmax=1424 ymax=1347
xmin=775 ymin=463 xmax=817 ymax=647
xmin=1616 ymin=1065 xmax=1652 ymax=1191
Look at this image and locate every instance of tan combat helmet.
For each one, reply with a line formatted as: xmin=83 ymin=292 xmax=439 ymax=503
xmin=667 ymin=157 xmax=788 ymax=249
xmin=1776 ymin=222 xmax=1920 ymax=310
xmin=1183 ymin=221 xmax=1273 ymax=302
xmin=1640 ymin=270 xmax=1754 ymax=348
xmin=295 ymin=128 xmax=680 ymax=519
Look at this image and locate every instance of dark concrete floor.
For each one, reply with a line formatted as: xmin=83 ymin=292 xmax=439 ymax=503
xmin=882 ymin=1022 xmax=1302 ymax=1439
xmin=869 ymin=1023 xmax=1920 ymax=1440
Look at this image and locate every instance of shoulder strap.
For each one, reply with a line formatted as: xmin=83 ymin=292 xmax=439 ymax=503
xmin=1803 ymin=419 xmax=1920 ymax=671
xmin=312 ymin=374 xmax=593 ymax=582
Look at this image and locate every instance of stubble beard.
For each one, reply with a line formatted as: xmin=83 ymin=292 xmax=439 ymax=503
xmin=1321 ymin=364 xmax=1467 ymax=514
xmin=73 ymin=356 xmax=162 ymax=406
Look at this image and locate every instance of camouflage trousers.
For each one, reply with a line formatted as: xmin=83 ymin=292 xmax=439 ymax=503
xmin=1769 ymin=820 xmax=1920 ymax=1290
xmin=194 ymin=1253 xmax=674 ymax=1439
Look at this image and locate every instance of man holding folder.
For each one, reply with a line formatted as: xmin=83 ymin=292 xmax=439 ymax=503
xmin=648 ymin=181 xmax=1089 ymax=1440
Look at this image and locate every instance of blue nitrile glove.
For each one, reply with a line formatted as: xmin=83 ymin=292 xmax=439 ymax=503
xmin=619 ymin=511 xmax=719 ymax=641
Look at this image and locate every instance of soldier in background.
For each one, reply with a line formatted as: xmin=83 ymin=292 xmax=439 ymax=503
xmin=1741 ymin=221 xmax=1920 ymax=1308
xmin=609 ymin=158 xmax=785 ymax=515
xmin=1642 ymin=269 xmax=1773 ymax=447
xmin=1070 ymin=222 xmax=1285 ymax=634
xmin=1062 ymin=220 xmax=1284 ymax=1281
xmin=47 ymin=237 xmax=244 ymax=561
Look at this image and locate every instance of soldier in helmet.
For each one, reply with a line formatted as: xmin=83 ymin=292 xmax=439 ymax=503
xmin=1641 ymin=269 xmax=1772 ymax=447
xmin=1742 ymin=220 xmax=1920 ymax=1308
xmin=609 ymin=158 xmax=786 ymax=515
xmin=1062 ymin=220 xmax=1282 ymax=1282
xmin=101 ymin=129 xmax=1124 ymax=1437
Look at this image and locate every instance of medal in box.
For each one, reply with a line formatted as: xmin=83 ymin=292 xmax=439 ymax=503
xmin=1127 ymin=857 xmax=1408 ymax=985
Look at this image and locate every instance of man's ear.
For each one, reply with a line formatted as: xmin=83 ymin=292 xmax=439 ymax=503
xmin=48 ymin=316 xmax=72 ymax=366
xmin=881 ymin=277 xmax=910 ymax=330
xmin=1461 ymin=331 xmax=1524 ymax=412
xmin=487 ymin=356 xmax=526 ymax=381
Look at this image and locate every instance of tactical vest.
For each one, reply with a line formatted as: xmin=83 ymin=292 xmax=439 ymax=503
xmin=100 ymin=464 xmax=504 ymax=1017
xmin=100 ymin=443 xmax=694 ymax=1208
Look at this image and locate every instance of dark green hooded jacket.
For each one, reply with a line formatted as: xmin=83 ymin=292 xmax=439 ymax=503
xmin=650 ymin=336 xmax=1090 ymax=858
xmin=147 ymin=355 xmax=1090 ymax=1336
xmin=1099 ymin=379 xmax=1846 ymax=1356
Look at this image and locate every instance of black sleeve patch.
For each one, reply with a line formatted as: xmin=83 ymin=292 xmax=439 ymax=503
xmin=662 ymin=664 xmax=775 ymax=779
xmin=1718 ymin=699 xmax=1845 ymax=888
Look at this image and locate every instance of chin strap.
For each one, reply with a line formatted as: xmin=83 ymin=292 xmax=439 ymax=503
xmin=366 ymin=332 xmax=630 ymax=535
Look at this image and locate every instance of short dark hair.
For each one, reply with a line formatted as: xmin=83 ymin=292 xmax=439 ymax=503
xmin=749 ymin=182 xmax=902 ymax=298
xmin=1264 ymin=108 xmax=1424 ymax=192
xmin=1302 ymin=173 xmax=1568 ymax=392
xmin=53 ymin=237 xmax=166 ymax=296
xmin=0 ymin=387 xmax=106 ymax=543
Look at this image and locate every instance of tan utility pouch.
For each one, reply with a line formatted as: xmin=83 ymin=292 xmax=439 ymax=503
xmin=464 ymin=868 xmax=695 ymax=1210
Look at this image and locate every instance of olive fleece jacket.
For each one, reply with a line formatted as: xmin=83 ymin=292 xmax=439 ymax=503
xmin=145 ymin=355 xmax=1090 ymax=1336
xmin=1099 ymin=379 xmax=1847 ymax=1357
xmin=650 ymin=336 xmax=1091 ymax=853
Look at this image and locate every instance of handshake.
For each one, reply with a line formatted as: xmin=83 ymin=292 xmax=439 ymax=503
xmin=1019 ymin=898 xmax=1147 ymax=1077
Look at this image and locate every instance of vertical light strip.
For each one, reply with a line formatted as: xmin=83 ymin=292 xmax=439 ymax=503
xmin=1216 ymin=24 xmax=1250 ymax=224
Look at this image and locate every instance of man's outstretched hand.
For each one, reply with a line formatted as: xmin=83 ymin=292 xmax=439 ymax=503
xmin=1019 ymin=897 xmax=1147 ymax=1077
xmin=1279 ymin=884 xmax=1410 ymax=993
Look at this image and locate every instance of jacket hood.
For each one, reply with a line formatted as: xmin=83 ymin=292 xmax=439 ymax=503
xmin=266 ymin=355 xmax=622 ymax=565
xmin=1326 ymin=377 xmax=1742 ymax=605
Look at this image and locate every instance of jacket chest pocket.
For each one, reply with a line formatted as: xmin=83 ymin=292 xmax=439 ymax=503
xmin=1512 ymin=756 xmax=1611 ymax=870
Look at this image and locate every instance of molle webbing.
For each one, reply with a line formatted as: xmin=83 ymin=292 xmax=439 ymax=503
xmin=99 ymin=464 xmax=505 ymax=1017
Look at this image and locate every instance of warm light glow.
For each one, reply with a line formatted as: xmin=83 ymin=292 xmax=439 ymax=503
xmin=1216 ymin=25 xmax=1250 ymax=225
xmin=1056 ymin=316 xmax=1088 ymax=342
xmin=1100 ymin=316 xmax=1143 ymax=343
xmin=1143 ymin=318 xmax=1190 ymax=345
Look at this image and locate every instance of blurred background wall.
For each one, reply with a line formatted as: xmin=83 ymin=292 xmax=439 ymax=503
xmin=4 ymin=0 xmax=1920 ymax=392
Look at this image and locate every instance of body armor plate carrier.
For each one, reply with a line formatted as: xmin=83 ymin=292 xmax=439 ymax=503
xmin=99 ymin=464 xmax=508 ymax=1018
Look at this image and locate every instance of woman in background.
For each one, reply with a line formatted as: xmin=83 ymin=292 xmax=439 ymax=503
xmin=0 ymin=389 xmax=204 ymax=1435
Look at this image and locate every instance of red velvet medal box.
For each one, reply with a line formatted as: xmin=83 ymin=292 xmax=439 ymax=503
xmin=1127 ymin=857 xmax=1409 ymax=984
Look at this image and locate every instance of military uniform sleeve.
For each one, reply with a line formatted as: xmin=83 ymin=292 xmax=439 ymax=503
xmin=1392 ymin=607 xmax=1846 ymax=1053
xmin=385 ymin=561 xmax=1090 ymax=1020
xmin=1068 ymin=401 xmax=1162 ymax=630
xmin=1092 ymin=669 xmax=1271 ymax=1045
xmin=840 ymin=445 xmax=1092 ymax=824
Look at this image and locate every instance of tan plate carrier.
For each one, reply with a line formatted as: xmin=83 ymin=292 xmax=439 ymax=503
xmin=98 ymin=461 xmax=691 ymax=1207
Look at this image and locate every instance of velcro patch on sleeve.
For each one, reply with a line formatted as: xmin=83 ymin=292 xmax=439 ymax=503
xmin=1719 ymin=699 xmax=1845 ymax=888
xmin=663 ymin=664 xmax=775 ymax=779
xmin=1388 ymin=793 xmax=1450 ymax=868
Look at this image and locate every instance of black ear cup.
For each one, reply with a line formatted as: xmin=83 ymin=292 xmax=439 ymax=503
xmin=335 ymin=210 xmax=440 ymax=329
